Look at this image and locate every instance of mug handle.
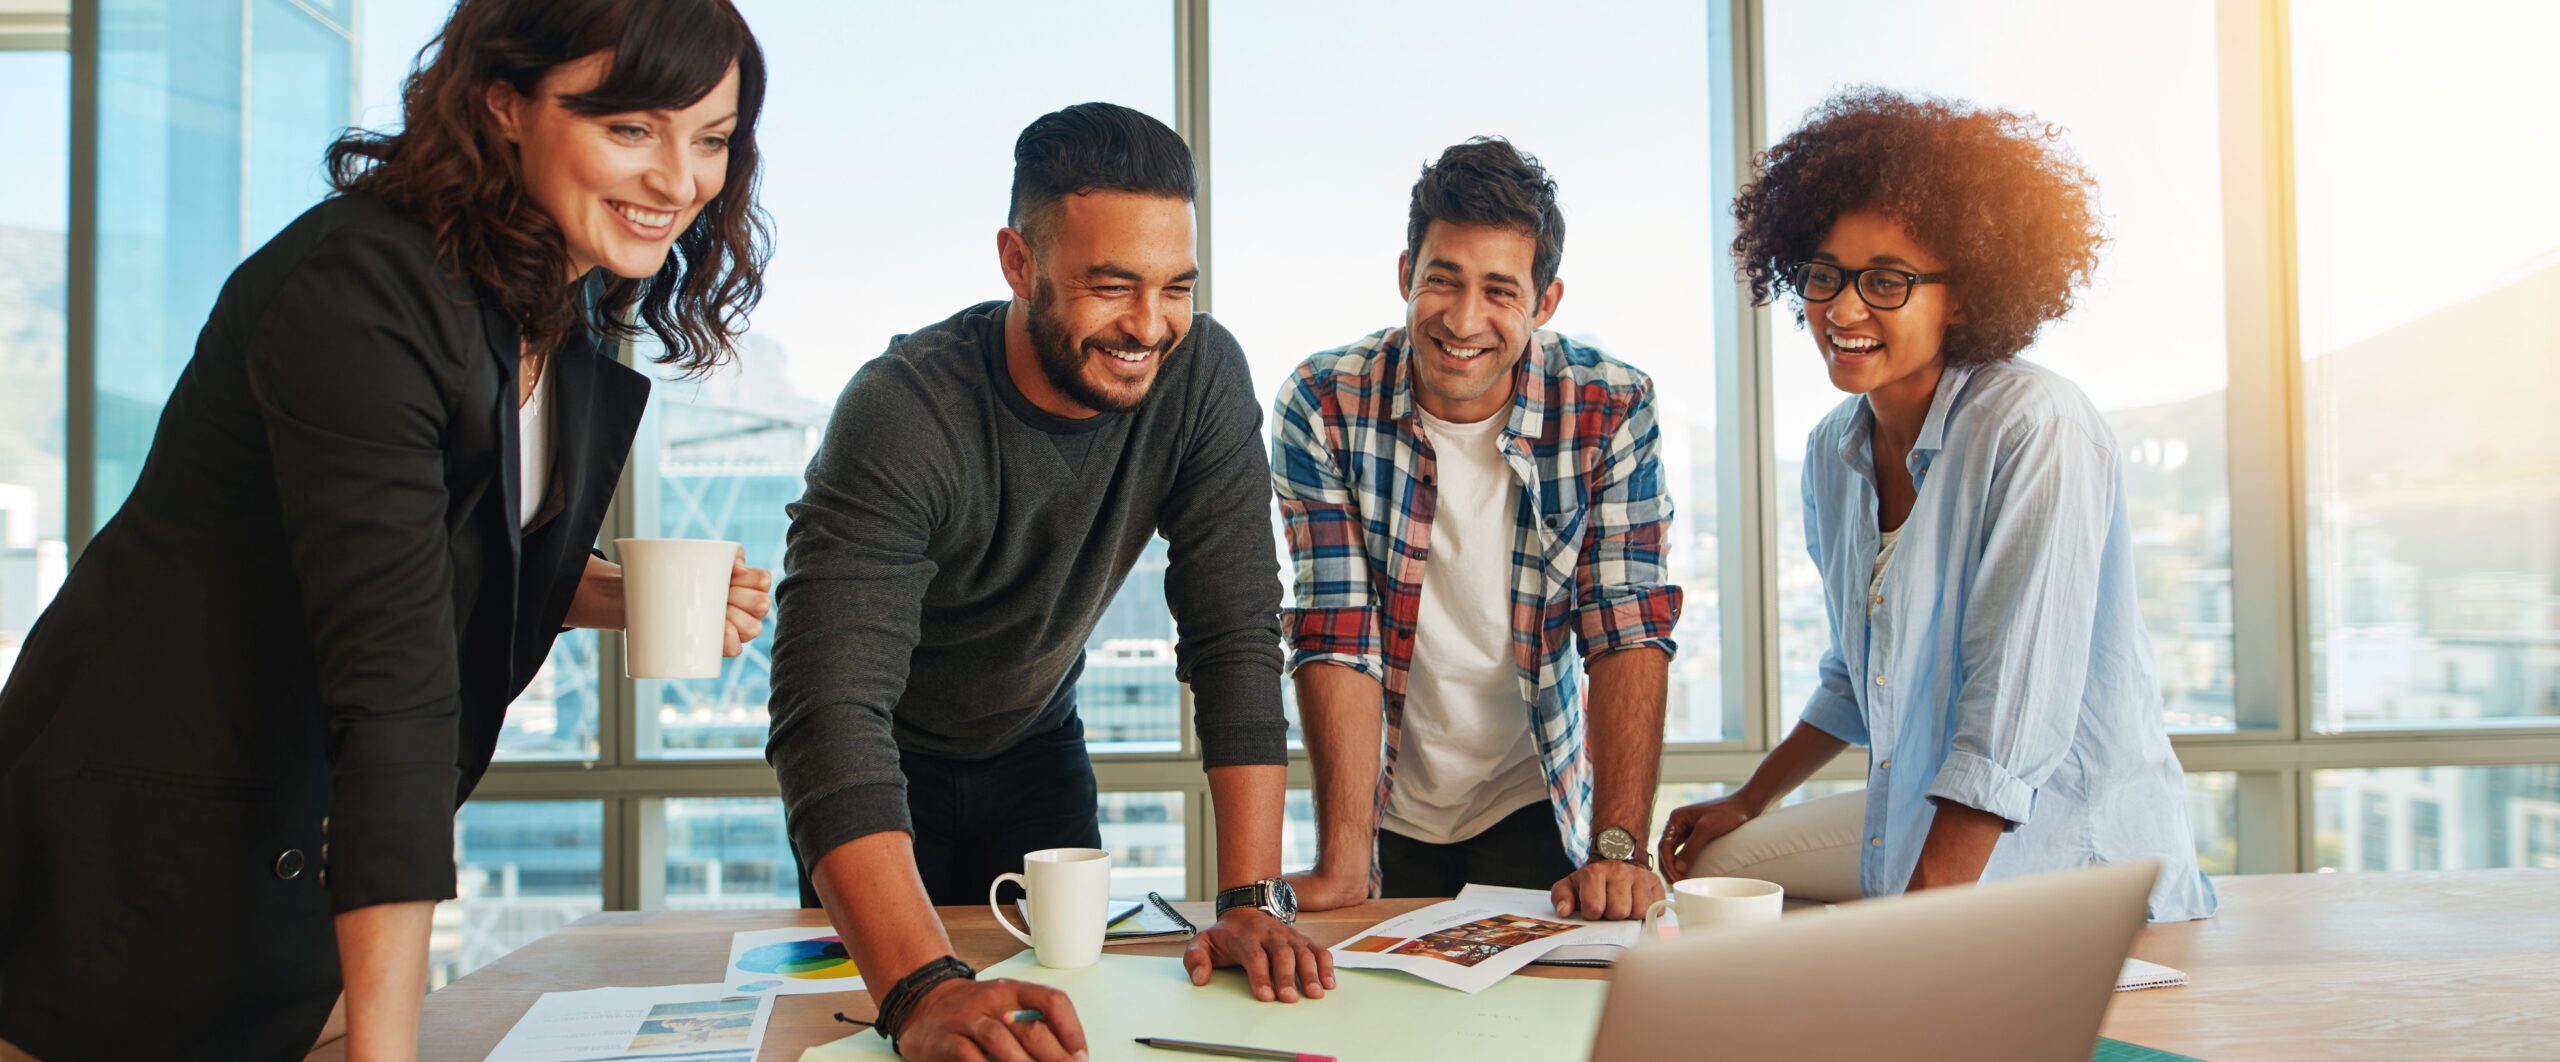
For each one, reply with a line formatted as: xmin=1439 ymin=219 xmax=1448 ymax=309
xmin=990 ymin=872 xmax=1034 ymax=947
xmin=1642 ymin=897 xmax=1676 ymax=940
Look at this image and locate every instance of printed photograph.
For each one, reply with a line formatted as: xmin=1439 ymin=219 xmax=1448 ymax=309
xmin=1387 ymin=914 xmax=1579 ymax=966
xmin=629 ymin=996 xmax=759 ymax=1050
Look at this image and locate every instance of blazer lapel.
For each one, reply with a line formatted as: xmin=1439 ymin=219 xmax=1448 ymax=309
xmin=513 ymin=333 xmax=652 ymax=676
xmin=478 ymin=300 xmax=526 ymax=683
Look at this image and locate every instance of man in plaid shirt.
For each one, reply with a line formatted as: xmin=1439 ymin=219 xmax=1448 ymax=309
xmin=1271 ymin=139 xmax=1683 ymax=920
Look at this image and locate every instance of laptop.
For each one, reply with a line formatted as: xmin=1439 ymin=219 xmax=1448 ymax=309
xmin=1588 ymin=859 xmax=2159 ymax=1062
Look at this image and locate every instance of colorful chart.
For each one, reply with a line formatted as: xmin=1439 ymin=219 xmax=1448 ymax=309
xmin=734 ymin=936 xmax=860 ymax=980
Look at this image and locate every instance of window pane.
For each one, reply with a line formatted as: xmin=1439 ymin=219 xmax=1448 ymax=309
xmin=1084 ymin=538 xmax=1181 ymax=750
xmin=2293 ymin=2 xmax=2560 ymax=731
xmin=1099 ymin=791 xmax=1186 ymax=900
xmin=93 ymin=0 xmax=360 ymax=523
xmin=440 ymin=800 xmax=604 ymax=987
xmin=1762 ymin=3 xmax=2237 ymax=734
xmin=1281 ymin=789 xmax=1318 ymax=871
xmin=664 ymin=797 xmax=800 ymax=909
xmin=2314 ymin=766 xmax=2560 ymax=872
xmin=81 ymin=4 xmax=585 ymax=743
xmin=496 ymin=632 xmax=600 ymax=760
xmin=1214 ymin=0 xmax=1727 ymax=740
xmin=0 ymin=50 xmax=69 ymax=687
xmin=2185 ymin=772 xmax=2239 ymax=876
xmin=638 ymin=1 xmax=1176 ymax=757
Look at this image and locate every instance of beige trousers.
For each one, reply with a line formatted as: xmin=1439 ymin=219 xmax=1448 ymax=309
xmin=1685 ymin=789 xmax=1871 ymax=904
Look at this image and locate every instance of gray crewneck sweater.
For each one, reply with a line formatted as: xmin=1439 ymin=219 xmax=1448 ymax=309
xmin=768 ymin=301 xmax=1287 ymax=863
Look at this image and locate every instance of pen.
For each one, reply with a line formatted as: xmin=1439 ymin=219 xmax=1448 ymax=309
xmin=1134 ymin=1035 xmax=1337 ymax=1062
xmin=1006 ymin=1009 xmax=1044 ymax=1023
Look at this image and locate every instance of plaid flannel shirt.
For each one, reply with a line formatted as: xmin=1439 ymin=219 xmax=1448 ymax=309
xmin=1270 ymin=326 xmax=1683 ymax=873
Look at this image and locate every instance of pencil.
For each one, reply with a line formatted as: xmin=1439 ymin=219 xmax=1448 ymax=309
xmin=1134 ymin=1035 xmax=1337 ymax=1062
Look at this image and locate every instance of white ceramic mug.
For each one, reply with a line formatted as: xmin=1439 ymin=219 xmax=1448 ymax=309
xmin=989 ymin=848 xmax=1113 ymax=969
xmin=1643 ymin=876 xmax=1785 ymax=938
xmin=615 ymin=537 xmax=740 ymax=679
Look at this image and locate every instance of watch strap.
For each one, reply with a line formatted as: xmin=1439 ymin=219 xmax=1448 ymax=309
xmin=1214 ymin=880 xmax=1269 ymax=917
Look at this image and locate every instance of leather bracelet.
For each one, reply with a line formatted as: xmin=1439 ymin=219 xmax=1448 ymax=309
xmin=875 ymin=954 xmax=976 ymax=1051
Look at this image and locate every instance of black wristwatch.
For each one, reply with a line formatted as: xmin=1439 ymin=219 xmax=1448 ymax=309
xmin=1214 ymin=876 xmax=1299 ymax=923
xmin=1593 ymin=824 xmax=1648 ymax=867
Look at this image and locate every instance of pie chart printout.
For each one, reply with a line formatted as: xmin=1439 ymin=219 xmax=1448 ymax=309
xmin=736 ymin=936 xmax=860 ymax=980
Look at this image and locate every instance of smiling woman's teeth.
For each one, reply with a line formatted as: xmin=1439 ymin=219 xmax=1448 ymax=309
xmin=614 ymin=202 xmax=675 ymax=228
xmin=1829 ymin=331 xmax=1882 ymax=353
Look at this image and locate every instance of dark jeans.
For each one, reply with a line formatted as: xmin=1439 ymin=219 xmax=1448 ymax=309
xmin=1378 ymin=799 xmax=1576 ymax=896
xmin=797 ymin=714 xmax=1103 ymax=908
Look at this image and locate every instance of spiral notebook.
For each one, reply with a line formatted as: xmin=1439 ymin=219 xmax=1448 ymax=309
xmin=2114 ymin=957 xmax=2188 ymax=992
xmin=1012 ymin=892 xmax=1198 ymax=946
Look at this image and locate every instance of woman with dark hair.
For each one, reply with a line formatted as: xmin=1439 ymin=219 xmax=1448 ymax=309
xmin=0 ymin=1 xmax=771 ymax=1056
xmin=1657 ymin=88 xmax=2215 ymax=922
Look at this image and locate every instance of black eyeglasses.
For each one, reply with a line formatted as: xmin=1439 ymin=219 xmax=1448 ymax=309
xmin=1784 ymin=261 xmax=1950 ymax=311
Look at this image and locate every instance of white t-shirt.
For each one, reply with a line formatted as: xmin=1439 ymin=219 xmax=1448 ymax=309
xmin=1381 ymin=406 xmax=1549 ymax=845
xmin=1870 ymin=525 xmax=1902 ymax=608
xmin=518 ymin=356 xmax=554 ymax=530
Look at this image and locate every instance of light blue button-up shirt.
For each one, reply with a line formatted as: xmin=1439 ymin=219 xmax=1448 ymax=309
xmin=1799 ymin=359 xmax=2216 ymax=922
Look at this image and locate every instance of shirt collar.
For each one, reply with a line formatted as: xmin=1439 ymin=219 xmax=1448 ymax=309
xmin=1387 ymin=326 xmax=1552 ymax=441
xmin=1838 ymin=360 xmax=1980 ymax=473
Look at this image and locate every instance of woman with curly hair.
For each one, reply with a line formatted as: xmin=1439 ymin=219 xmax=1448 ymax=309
xmin=1657 ymin=88 xmax=2215 ymax=922
xmin=0 ymin=1 xmax=773 ymax=1057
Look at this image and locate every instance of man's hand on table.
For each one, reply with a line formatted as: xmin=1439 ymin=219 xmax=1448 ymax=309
xmin=895 ymin=977 xmax=1088 ymax=1062
xmin=1550 ymin=858 xmax=1665 ymax=921
xmin=1183 ymin=908 xmax=1337 ymax=1003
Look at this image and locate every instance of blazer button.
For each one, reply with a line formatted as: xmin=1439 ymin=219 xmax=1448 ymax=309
xmin=275 ymin=848 xmax=307 ymax=880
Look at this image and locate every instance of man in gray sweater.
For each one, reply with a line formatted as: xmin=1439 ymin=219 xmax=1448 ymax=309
xmin=768 ymin=103 xmax=1328 ymax=1060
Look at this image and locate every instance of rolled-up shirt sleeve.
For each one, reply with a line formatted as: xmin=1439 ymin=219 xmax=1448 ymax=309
xmin=1570 ymin=377 xmax=1683 ymax=659
xmin=1923 ymin=417 xmax=2115 ymax=830
xmin=1270 ymin=367 xmax=1385 ymax=682
xmin=1795 ymin=452 xmax=1869 ymax=747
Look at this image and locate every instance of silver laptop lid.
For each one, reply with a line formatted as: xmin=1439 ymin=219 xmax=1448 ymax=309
xmin=1589 ymin=860 xmax=2159 ymax=1062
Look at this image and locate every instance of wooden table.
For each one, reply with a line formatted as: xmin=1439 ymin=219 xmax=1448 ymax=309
xmin=329 ymin=869 xmax=2560 ymax=1061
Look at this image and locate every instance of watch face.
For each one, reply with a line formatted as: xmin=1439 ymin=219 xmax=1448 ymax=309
xmin=1269 ymin=877 xmax=1298 ymax=922
xmin=1595 ymin=826 xmax=1636 ymax=861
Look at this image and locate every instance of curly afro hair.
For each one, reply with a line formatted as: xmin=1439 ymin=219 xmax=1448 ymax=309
xmin=1731 ymin=87 xmax=2105 ymax=366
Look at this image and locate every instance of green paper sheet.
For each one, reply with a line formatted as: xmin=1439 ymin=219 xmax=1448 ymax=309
xmin=801 ymin=952 xmax=1606 ymax=1062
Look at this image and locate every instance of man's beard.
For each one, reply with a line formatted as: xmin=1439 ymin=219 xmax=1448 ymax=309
xmin=1025 ymin=278 xmax=1171 ymax=414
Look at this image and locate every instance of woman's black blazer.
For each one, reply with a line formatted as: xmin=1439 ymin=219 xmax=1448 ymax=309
xmin=0 ymin=191 xmax=649 ymax=1059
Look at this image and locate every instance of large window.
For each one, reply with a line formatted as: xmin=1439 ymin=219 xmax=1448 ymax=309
xmin=0 ymin=49 xmax=69 ymax=686
xmin=1212 ymin=0 xmax=1729 ymax=741
xmin=34 ymin=0 xmax=2560 ymax=984
xmin=1761 ymin=2 xmax=2238 ymax=734
xmin=631 ymin=0 xmax=1182 ymax=759
xmin=2292 ymin=0 xmax=2560 ymax=732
